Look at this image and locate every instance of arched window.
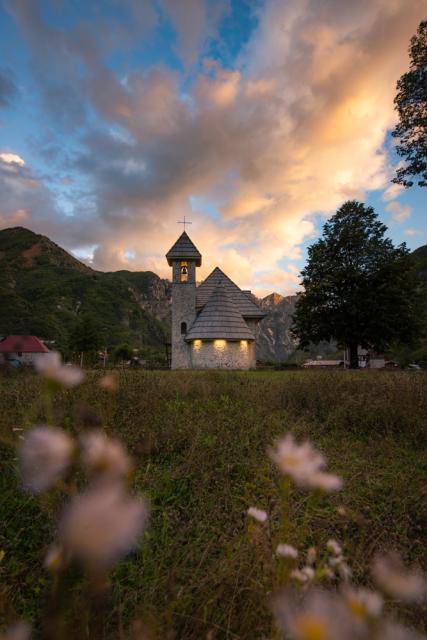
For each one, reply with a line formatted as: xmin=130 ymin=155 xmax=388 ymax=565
xmin=180 ymin=261 xmax=188 ymax=282
xmin=181 ymin=322 xmax=187 ymax=335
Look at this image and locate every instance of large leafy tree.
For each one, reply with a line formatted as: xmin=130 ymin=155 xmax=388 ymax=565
xmin=70 ymin=314 xmax=103 ymax=355
xmin=392 ymin=20 xmax=427 ymax=187
xmin=292 ymin=201 xmax=423 ymax=368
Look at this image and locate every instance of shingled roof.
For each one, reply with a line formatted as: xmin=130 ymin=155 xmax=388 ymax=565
xmin=166 ymin=231 xmax=202 ymax=266
xmin=196 ymin=267 xmax=265 ymax=318
xmin=185 ymin=285 xmax=255 ymax=341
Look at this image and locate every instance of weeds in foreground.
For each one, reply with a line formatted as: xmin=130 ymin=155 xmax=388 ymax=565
xmin=1 ymin=359 xmax=426 ymax=638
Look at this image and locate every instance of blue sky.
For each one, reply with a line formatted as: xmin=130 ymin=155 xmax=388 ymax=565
xmin=0 ymin=0 xmax=425 ymax=295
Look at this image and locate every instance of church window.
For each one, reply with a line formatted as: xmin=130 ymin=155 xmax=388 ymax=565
xmin=180 ymin=261 xmax=188 ymax=282
xmin=214 ymin=339 xmax=227 ymax=351
xmin=181 ymin=322 xmax=187 ymax=335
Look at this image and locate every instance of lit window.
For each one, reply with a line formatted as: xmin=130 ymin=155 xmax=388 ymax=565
xmin=214 ymin=339 xmax=226 ymax=351
xmin=193 ymin=339 xmax=202 ymax=349
xmin=240 ymin=340 xmax=248 ymax=350
xmin=180 ymin=261 xmax=188 ymax=282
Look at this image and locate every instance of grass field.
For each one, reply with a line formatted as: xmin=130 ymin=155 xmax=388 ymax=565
xmin=1 ymin=370 xmax=426 ymax=638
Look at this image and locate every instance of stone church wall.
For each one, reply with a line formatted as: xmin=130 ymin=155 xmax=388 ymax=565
xmin=171 ymin=262 xmax=196 ymax=369
xmin=189 ymin=339 xmax=255 ymax=369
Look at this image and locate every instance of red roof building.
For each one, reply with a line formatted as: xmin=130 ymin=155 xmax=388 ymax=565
xmin=0 ymin=335 xmax=50 ymax=354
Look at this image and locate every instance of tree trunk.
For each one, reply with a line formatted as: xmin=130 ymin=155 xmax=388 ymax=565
xmin=348 ymin=342 xmax=359 ymax=369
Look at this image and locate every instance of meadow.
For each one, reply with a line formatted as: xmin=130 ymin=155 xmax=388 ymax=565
xmin=1 ymin=369 xmax=426 ymax=638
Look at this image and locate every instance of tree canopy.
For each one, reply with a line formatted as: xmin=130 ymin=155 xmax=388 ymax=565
xmin=292 ymin=201 xmax=424 ymax=368
xmin=113 ymin=343 xmax=133 ymax=362
xmin=392 ymin=20 xmax=427 ymax=187
xmin=70 ymin=314 xmax=103 ymax=355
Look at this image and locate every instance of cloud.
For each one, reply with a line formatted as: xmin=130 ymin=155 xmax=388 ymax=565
xmin=5 ymin=0 xmax=426 ymax=294
xmin=382 ymin=183 xmax=404 ymax=201
xmin=0 ymin=152 xmax=95 ymax=246
xmin=0 ymin=152 xmax=25 ymax=166
xmin=404 ymin=228 xmax=422 ymax=237
xmin=0 ymin=68 xmax=17 ymax=108
xmin=160 ymin=0 xmax=229 ymax=66
xmin=386 ymin=201 xmax=412 ymax=222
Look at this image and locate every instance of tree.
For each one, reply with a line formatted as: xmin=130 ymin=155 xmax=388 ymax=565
xmin=292 ymin=201 xmax=423 ymax=368
xmin=70 ymin=314 xmax=103 ymax=357
xmin=113 ymin=343 xmax=133 ymax=363
xmin=392 ymin=21 xmax=427 ymax=187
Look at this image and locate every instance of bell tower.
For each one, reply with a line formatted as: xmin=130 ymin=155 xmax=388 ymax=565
xmin=166 ymin=231 xmax=202 ymax=369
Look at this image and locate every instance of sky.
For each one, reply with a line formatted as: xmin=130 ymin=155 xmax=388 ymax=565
xmin=0 ymin=0 xmax=425 ymax=296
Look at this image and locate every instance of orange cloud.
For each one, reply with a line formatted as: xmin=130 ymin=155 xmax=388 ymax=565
xmin=6 ymin=0 xmax=425 ymax=295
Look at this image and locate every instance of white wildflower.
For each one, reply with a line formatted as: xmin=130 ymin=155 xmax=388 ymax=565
xmin=310 ymin=472 xmax=343 ymax=492
xmin=276 ymin=544 xmax=298 ymax=559
xmin=35 ymin=351 xmax=85 ymax=388
xmin=98 ymin=373 xmax=118 ymax=392
xmin=274 ymin=588 xmax=356 ymax=640
xmin=327 ymin=539 xmax=342 ymax=556
xmin=247 ymin=507 xmax=268 ymax=523
xmin=268 ymin=434 xmax=342 ymax=491
xmin=20 ymin=426 xmax=74 ymax=493
xmin=269 ymin=434 xmax=324 ymax=483
xmin=80 ymin=431 xmax=132 ymax=482
xmin=328 ymin=553 xmax=352 ymax=580
xmin=372 ymin=554 xmax=427 ymax=603
xmin=59 ymin=484 xmax=148 ymax=570
xmin=301 ymin=566 xmax=315 ymax=581
xmin=344 ymin=587 xmax=384 ymax=619
xmin=290 ymin=569 xmax=309 ymax=583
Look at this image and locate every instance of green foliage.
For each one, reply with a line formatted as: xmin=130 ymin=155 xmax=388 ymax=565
xmin=392 ymin=21 xmax=427 ymax=187
xmin=1 ymin=371 xmax=426 ymax=637
xmin=0 ymin=227 xmax=169 ymax=359
xmin=292 ymin=201 xmax=424 ymax=367
xmin=70 ymin=314 xmax=103 ymax=354
xmin=113 ymin=343 xmax=133 ymax=362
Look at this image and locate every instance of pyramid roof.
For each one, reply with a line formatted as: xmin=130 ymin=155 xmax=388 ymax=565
xmin=196 ymin=267 xmax=265 ymax=318
xmin=166 ymin=231 xmax=202 ymax=266
xmin=186 ymin=285 xmax=255 ymax=341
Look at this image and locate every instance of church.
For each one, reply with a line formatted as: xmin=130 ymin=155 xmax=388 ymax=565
xmin=166 ymin=231 xmax=265 ymax=369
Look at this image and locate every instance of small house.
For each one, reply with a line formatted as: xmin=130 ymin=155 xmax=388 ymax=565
xmin=0 ymin=335 xmax=50 ymax=366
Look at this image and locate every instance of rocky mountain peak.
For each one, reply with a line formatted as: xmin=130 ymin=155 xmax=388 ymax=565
xmin=261 ymin=292 xmax=285 ymax=307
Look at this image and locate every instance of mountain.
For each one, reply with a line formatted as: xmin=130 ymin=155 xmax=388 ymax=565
xmin=0 ymin=227 xmax=171 ymax=358
xmin=255 ymin=244 xmax=427 ymax=364
xmin=1 ymin=227 xmax=425 ymax=364
xmin=255 ymin=294 xmax=298 ymax=361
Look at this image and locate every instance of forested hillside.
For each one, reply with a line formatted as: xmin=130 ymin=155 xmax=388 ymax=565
xmin=1 ymin=226 xmax=426 ymax=364
xmin=0 ymin=227 xmax=170 ymax=357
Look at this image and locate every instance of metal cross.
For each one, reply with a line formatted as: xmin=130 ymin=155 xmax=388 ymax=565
xmin=177 ymin=216 xmax=192 ymax=231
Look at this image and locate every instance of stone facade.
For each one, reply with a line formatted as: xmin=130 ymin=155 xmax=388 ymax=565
xmin=171 ymin=261 xmax=197 ymax=369
xmin=189 ymin=339 xmax=255 ymax=369
xmin=167 ymin=232 xmax=264 ymax=370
